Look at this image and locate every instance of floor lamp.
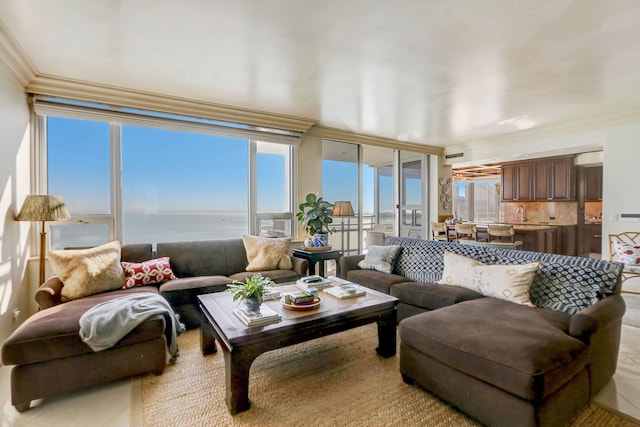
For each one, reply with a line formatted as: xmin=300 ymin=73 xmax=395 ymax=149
xmin=16 ymin=195 xmax=71 ymax=285
xmin=332 ymin=201 xmax=354 ymax=254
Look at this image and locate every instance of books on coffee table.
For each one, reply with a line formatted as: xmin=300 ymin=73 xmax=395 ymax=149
xmin=262 ymin=286 xmax=281 ymax=301
xmin=296 ymin=275 xmax=333 ymax=290
xmin=233 ymin=304 xmax=282 ymax=327
xmin=323 ymin=282 xmax=366 ymax=299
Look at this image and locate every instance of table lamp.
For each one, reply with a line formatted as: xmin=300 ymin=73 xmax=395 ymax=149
xmin=16 ymin=195 xmax=71 ymax=285
xmin=332 ymin=201 xmax=354 ymax=253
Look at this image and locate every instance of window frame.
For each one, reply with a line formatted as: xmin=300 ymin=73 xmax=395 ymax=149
xmin=35 ymin=98 xmax=299 ymax=249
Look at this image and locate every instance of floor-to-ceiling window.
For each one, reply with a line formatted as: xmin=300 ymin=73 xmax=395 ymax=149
xmin=40 ymin=98 xmax=298 ymax=249
xmin=453 ymin=179 xmax=500 ymax=222
xmin=322 ymin=140 xmax=359 ymax=255
xmin=120 ymin=125 xmax=249 ymax=244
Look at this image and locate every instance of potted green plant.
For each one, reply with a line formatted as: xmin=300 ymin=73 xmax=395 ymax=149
xmin=296 ymin=193 xmax=334 ymax=247
xmin=226 ymin=273 xmax=274 ymax=312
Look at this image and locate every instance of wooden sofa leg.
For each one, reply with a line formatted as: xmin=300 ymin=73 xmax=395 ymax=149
xmin=14 ymin=401 xmax=30 ymax=412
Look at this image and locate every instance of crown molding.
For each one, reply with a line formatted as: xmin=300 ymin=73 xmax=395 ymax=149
xmin=26 ymin=74 xmax=317 ymax=133
xmin=309 ymin=125 xmax=444 ymax=156
xmin=444 ymin=109 xmax=640 ymax=156
xmin=0 ymin=19 xmax=37 ymax=87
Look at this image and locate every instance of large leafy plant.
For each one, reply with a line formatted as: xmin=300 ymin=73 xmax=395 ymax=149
xmin=226 ymin=273 xmax=273 ymax=305
xmin=296 ymin=193 xmax=334 ymax=235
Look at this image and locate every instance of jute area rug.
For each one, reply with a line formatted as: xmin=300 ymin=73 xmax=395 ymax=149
xmin=141 ymin=324 xmax=637 ymax=427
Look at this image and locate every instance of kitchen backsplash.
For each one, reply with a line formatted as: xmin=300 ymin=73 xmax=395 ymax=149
xmin=501 ymin=202 xmax=580 ymax=225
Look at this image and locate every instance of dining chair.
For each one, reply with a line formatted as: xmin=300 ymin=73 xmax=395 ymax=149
xmin=431 ymin=222 xmax=449 ymax=242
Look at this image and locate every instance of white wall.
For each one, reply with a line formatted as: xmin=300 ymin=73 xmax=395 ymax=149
xmin=0 ymin=63 xmax=32 ymax=341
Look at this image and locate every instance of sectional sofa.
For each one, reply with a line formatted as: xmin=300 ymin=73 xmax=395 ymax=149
xmin=1 ymin=237 xmax=308 ymax=411
xmin=340 ymin=236 xmax=625 ymax=427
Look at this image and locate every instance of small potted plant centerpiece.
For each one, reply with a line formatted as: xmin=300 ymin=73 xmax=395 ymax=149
xmin=296 ymin=193 xmax=334 ymax=247
xmin=226 ymin=273 xmax=274 ymax=312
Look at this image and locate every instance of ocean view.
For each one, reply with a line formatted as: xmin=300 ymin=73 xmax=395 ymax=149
xmin=52 ymin=212 xmax=251 ymax=249
xmin=123 ymin=212 xmax=249 ymax=244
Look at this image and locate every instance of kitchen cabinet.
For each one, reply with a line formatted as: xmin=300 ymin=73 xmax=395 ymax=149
xmin=558 ymin=225 xmax=577 ymax=256
xmin=502 ymin=155 xmax=574 ymax=202
xmin=501 ymin=162 xmax=533 ymax=201
xmin=585 ymin=166 xmax=603 ymax=201
xmin=513 ymin=226 xmax=558 ymax=253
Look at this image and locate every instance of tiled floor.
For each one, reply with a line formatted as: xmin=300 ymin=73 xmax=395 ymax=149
xmin=1 ymin=294 xmax=639 ymax=426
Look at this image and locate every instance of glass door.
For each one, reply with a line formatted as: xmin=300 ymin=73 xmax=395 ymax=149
xmin=399 ymin=152 xmax=426 ymax=239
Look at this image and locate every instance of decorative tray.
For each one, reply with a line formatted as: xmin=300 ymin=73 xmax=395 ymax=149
xmin=281 ymin=297 xmax=321 ymax=311
xmin=298 ymin=246 xmax=332 ymax=252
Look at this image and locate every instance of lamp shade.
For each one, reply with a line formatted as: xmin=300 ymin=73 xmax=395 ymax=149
xmin=16 ymin=195 xmax=71 ymax=222
xmin=332 ymin=201 xmax=354 ymax=217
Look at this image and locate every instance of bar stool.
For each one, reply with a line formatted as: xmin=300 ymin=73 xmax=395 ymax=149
xmin=455 ymin=223 xmax=478 ymax=242
xmin=487 ymin=225 xmax=523 ymax=248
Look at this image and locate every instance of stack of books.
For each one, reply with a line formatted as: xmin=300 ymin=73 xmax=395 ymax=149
xmin=296 ymin=275 xmax=333 ymax=290
xmin=233 ymin=304 xmax=282 ymax=327
xmin=262 ymin=286 xmax=281 ymax=301
xmin=323 ymin=282 xmax=366 ymax=299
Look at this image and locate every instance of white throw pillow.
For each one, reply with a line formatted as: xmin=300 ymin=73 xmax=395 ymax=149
xmin=438 ymin=251 xmax=484 ymax=292
xmin=472 ymin=262 xmax=541 ymax=306
xmin=242 ymin=235 xmax=293 ymax=271
xmin=358 ymin=245 xmax=401 ymax=274
xmin=48 ymin=241 xmax=125 ymax=301
xmin=439 ymin=251 xmax=541 ymax=306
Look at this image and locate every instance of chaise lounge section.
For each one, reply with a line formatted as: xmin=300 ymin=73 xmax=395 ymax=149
xmin=341 ymin=237 xmax=625 ymax=426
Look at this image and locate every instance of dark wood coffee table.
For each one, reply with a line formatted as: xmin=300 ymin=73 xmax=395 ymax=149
xmin=197 ymin=283 xmax=398 ymax=414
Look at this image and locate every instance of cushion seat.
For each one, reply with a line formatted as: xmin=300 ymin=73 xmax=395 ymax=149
xmin=159 ymin=276 xmax=232 ymax=307
xmin=2 ymin=287 xmax=162 ymax=366
xmin=400 ymin=298 xmax=588 ymax=401
xmin=346 ymin=269 xmax=407 ymax=294
xmin=390 ymin=281 xmax=484 ymax=311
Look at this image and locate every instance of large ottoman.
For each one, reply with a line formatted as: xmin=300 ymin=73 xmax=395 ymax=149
xmin=399 ymin=298 xmax=590 ymax=427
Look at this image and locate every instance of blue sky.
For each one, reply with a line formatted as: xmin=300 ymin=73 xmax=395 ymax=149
xmin=47 ymin=116 xmax=376 ymax=215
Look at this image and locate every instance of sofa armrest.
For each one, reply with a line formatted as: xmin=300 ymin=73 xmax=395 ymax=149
xmin=34 ymin=277 xmax=64 ymax=310
xmin=569 ymin=294 xmax=626 ymax=341
xmin=339 ymin=255 xmax=365 ymax=279
xmin=568 ymin=293 xmax=626 ymax=396
xmin=291 ymin=256 xmax=309 ymax=276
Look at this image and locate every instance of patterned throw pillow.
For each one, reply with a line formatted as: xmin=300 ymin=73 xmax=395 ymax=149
xmin=358 ymin=245 xmax=402 ymax=274
xmin=121 ymin=257 xmax=177 ymax=289
xmin=438 ymin=251 xmax=484 ymax=291
xmin=438 ymin=251 xmax=540 ymax=305
xmin=472 ymin=262 xmax=541 ymax=306
xmin=612 ymin=237 xmax=640 ymax=265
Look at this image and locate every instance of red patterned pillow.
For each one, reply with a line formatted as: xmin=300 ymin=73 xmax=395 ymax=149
xmin=612 ymin=237 xmax=640 ymax=265
xmin=121 ymin=257 xmax=177 ymax=289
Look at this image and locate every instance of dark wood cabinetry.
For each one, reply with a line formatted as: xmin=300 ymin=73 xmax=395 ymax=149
xmin=502 ymin=155 xmax=575 ymax=202
xmin=501 ymin=162 xmax=533 ymax=201
xmin=585 ymin=166 xmax=603 ymax=201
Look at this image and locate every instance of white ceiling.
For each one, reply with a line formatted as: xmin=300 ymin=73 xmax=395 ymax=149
xmin=2 ymin=0 xmax=640 ymax=150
